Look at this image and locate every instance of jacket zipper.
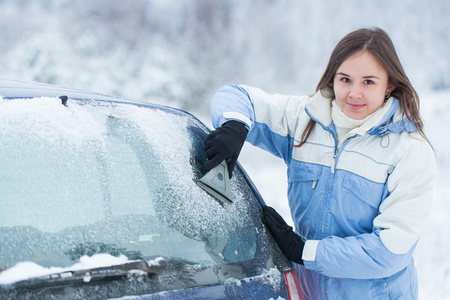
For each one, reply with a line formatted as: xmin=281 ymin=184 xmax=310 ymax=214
xmin=330 ymin=130 xmax=339 ymax=174
xmin=331 ymin=152 xmax=337 ymax=173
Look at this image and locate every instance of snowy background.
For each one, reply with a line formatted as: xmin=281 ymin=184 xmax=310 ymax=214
xmin=0 ymin=0 xmax=449 ymax=298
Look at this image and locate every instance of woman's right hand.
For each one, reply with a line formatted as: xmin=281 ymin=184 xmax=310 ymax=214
xmin=204 ymin=121 xmax=248 ymax=178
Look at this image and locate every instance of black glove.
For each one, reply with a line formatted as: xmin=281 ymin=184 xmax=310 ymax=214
xmin=204 ymin=121 xmax=248 ymax=178
xmin=263 ymin=206 xmax=304 ymax=265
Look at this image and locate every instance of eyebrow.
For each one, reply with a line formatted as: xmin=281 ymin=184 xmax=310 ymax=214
xmin=335 ymin=72 xmax=380 ymax=79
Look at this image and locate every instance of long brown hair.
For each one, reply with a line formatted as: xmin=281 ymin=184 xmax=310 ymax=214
xmin=297 ymin=27 xmax=430 ymax=148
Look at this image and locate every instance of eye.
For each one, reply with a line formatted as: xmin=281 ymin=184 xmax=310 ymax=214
xmin=341 ymin=77 xmax=351 ymax=83
xmin=364 ymin=79 xmax=375 ymax=85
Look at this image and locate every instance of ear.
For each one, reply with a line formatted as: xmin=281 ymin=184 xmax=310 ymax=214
xmin=386 ymin=84 xmax=395 ymax=95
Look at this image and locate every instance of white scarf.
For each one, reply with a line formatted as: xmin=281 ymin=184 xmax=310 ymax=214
xmin=331 ymin=98 xmax=393 ymax=148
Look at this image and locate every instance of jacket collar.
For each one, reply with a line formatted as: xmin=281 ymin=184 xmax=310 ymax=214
xmin=304 ymin=91 xmax=333 ymax=129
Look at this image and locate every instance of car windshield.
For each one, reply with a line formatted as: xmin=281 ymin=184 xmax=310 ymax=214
xmin=0 ymin=97 xmax=287 ymax=297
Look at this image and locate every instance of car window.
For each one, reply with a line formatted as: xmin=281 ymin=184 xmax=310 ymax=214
xmin=0 ymin=97 xmax=288 ymax=298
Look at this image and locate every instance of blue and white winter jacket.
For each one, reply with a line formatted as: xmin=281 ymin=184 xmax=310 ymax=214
xmin=210 ymin=85 xmax=436 ymax=299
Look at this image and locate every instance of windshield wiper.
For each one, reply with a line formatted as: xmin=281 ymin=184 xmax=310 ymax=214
xmin=3 ymin=257 xmax=167 ymax=290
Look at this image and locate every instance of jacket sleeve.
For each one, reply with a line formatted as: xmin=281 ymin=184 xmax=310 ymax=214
xmin=210 ymin=85 xmax=309 ymax=160
xmin=302 ymin=137 xmax=437 ymax=279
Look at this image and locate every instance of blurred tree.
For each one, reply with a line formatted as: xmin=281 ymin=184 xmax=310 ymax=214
xmin=0 ymin=0 xmax=449 ymax=110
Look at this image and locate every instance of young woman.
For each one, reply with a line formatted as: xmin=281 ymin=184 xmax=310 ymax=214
xmin=203 ymin=27 xmax=436 ymax=299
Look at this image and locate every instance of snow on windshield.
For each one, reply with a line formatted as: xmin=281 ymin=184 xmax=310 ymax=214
xmin=119 ymin=99 xmax=255 ymax=250
xmin=0 ymin=97 xmax=256 ymax=282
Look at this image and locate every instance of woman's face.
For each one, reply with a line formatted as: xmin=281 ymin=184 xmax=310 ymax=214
xmin=333 ymin=51 xmax=394 ymax=120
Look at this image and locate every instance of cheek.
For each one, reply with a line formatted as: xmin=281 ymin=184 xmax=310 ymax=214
xmin=333 ymin=83 xmax=347 ymax=106
xmin=366 ymin=89 xmax=387 ymax=108
xmin=367 ymin=96 xmax=386 ymax=112
xmin=369 ymin=81 xmax=389 ymax=104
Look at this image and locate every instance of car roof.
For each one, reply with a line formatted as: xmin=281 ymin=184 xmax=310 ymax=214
xmin=0 ymin=78 xmax=192 ymax=120
xmin=0 ymin=78 xmax=125 ymax=101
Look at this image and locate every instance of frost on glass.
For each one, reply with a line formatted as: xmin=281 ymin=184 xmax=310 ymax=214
xmin=0 ymin=98 xmax=259 ymax=281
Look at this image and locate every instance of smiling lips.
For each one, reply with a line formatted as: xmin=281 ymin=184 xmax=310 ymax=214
xmin=347 ymin=102 xmax=365 ymax=110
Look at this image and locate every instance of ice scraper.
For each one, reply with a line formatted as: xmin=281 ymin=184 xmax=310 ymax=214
xmin=197 ymin=160 xmax=233 ymax=205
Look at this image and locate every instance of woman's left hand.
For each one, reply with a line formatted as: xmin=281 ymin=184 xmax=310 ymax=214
xmin=263 ymin=206 xmax=305 ymax=265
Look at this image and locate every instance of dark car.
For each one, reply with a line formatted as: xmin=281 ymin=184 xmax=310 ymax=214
xmin=0 ymin=79 xmax=304 ymax=299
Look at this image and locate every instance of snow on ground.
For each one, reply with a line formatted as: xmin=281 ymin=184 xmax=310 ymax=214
xmin=232 ymin=90 xmax=450 ymax=300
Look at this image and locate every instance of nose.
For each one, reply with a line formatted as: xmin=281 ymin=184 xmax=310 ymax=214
xmin=348 ymin=84 xmax=363 ymax=99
